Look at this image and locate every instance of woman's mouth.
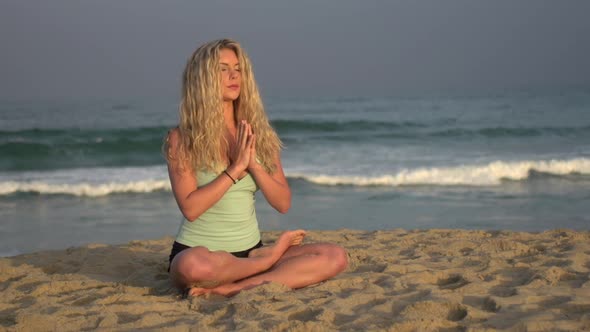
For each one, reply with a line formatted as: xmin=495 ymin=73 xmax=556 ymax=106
xmin=228 ymin=85 xmax=240 ymax=90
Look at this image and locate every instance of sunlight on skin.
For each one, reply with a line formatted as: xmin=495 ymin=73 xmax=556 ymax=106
xmin=247 ymin=232 xmax=306 ymax=258
xmin=187 ymin=230 xmax=307 ymax=297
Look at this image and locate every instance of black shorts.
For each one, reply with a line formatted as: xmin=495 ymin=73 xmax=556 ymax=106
xmin=167 ymin=240 xmax=263 ymax=272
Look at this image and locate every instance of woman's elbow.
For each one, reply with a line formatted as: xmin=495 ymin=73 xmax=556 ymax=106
xmin=275 ymin=200 xmax=291 ymax=214
xmin=183 ymin=213 xmax=198 ymax=222
xmin=276 ymin=206 xmax=290 ymax=214
xmin=180 ymin=207 xmax=200 ymax=222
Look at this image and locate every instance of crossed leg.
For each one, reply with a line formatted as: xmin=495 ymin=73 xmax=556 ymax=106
xmin=169 ymin=230 xmax=306 ymax=291
xmin=188 ymin=241 xmax=348 ymax=297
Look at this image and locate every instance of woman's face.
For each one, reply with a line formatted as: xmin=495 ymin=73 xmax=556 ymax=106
xmin=219 ymin=48 xmax=241 ymax=102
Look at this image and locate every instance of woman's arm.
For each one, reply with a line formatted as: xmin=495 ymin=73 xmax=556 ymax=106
xmin=246 ymin=124 xmax=291 ymax=213
xmin=249 ymin=155 xmax=291 ymax=213
xmin=166 ymin=127 xmax=253 ymax=221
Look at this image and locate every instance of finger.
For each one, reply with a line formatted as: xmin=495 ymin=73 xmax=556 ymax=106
xmin=246 ymin=123 xmax=253 ymax=143
xmin=250 ymin=134 xmax=256 ymax=152
xmin=235 ymin=123 xmax=242 ymax=151
xmin=236 ymin=120 xmax=244 ymax=146
xmin=249 ymin=125 xmax=256 ymax=149
xmin=240 ymin=121 xmax=248 ymax=149
xmin=246 ymin=135 xmax=255 ymax=152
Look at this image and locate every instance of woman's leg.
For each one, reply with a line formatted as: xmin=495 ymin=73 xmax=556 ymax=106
xmin=169 ymin=230 xmax=306 ymax=290
xmin=189 ymin=242 xmax=348 ymax=297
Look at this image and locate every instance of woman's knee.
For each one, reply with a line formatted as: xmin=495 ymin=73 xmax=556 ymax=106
xmin=173 ymin=247 xmax=217 ymax=282
xmin=315 ymin=243 xmax=348 ymax=274
xmin=327 ymin=243 xmax=348 ymax=273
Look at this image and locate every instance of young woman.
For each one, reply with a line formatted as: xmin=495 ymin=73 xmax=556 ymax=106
xmin=164 ymin=39 xmax=348 ymax=297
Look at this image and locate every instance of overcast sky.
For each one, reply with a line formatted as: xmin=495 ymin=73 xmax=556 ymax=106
xmin=1 ymin=1 xmax=589 ymax=99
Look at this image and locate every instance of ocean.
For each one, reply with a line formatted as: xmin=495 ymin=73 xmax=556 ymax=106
xmin=1 ymin=91 xmax=590 ymax=256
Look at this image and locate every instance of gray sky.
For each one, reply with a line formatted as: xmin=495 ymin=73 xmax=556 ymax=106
xmin=1 ymin=0 xmax=590 ymax=99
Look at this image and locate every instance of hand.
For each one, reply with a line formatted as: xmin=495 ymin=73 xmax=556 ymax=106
xmin=229 ymin=120 xmax=255 ymax=172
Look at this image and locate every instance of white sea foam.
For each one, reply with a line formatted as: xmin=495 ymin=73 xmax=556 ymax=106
xmin=1 ymin=158 xmax=589 ymax=196
xmin=0 ymin=165 xmax=171 ymax=197
xmin=289 ymin=158 xmax=590 ymax=187
xmin=0 ymin=180 xmax=171 ymax=197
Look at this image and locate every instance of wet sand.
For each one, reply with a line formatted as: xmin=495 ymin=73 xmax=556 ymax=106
xmin=1 ymin=229 xmax=590 ymax=331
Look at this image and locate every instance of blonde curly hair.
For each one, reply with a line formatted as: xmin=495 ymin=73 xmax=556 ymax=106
xmin=164 ymin=38 xmax=282 ymax=173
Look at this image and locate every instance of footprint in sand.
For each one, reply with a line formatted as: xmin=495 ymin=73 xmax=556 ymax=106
xmin=400 ymin=289 xmax=431 ymax=303
xmin=15 ymin=295 xmax=36 ymax=307
xmin=288 ymin=308 xmax=323 ymax=322
xmin=70 ymin=294 xmax=102 ymax=307
xmin=557 ymin=242 xmax=574 ymax=252
xmin=459 ymin=247 xmax=474 ymax=256
xmin=333 ymin=313 xmax=357 ymax=325
xmin=480 ymin=297 xmax=500 ymax=313
xmin=354 ymin=264 xmax=387 ymax=273
xmin=399 ymin=248 xmax=416 ymax=257
xmin=437 ymin=275 xmax=469 ymax=290
xmin=15 ymin=281 xmax=46 ymax=292
xmin=351 ymin=298 xmax=388 ymax=313
xmin=497 ymin=267 xmax=536 ymax=287
xmin=0 ymin=275 xmax=27 ymax=292
xmin=462 ymin=296 xmax=500 ymax=312
xmin=537 ymin=296 xmax=571 ymax=307
xmin=401 ymin=301 xmax=468 ymax=322
xmin=489 ymin=286 xmax=517 ymax=297
xmin=542 ymin=259 xmax=572 ymax=267
xmin=116 ymin=313 xmax=142 ymax=324
xmin=0 ymin=310 xmax=17 ymax=327
xmin=561 ymin=303 xmax=590 ymax=318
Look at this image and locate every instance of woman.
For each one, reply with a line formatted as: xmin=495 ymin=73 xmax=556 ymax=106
xmin=164 ymin=39 xmax=348 ymax=297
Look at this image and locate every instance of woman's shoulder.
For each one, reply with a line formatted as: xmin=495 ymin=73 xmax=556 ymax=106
xmin=166 ymin=126 xmax=180 ymax=140
xmin=165 ymin=126 xmax=181 ymax=146
xmin=164 ymin=126 xmax=182 ymax=159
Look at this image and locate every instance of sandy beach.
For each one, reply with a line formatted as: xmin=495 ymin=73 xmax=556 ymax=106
xmin=1 ymin=229 xmax=589 ymax=331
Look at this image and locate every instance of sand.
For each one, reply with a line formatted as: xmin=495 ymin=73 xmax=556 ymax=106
xmin=1 ymin=229 xmax=590 ymax=331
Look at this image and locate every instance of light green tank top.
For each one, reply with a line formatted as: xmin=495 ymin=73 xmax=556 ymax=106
xmin=174 ymin=170 xmax=261 ymax=252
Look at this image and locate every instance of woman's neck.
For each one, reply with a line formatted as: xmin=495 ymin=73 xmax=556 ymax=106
xmin=223 ymin=100 xmax=236 ymax=130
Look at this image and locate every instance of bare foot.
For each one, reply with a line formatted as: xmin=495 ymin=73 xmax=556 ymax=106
xmin=188 ymin=283 xmax=239 ymax=297
xmin=249 ymin=230 xmax=306 ymax=258
xmin=187 ymin=287 xmax=209 ymax=297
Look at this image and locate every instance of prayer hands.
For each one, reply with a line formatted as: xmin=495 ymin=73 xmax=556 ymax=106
xmin=230 ymin=120 xmax=256 ymax=172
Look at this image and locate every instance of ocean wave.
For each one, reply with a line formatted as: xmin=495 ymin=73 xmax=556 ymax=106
xmin=1 ymin=158 xmax=589 ymax=196
xmin=289 ymin=158 xmax=590 ymax=187
xmin=430 ymin=126 xmax=590 ymax=138
xmin=0 ymin=126 xmax=169 ymax=137
xmin=3 ymin=124 xmax=589 ymax=172
xmin=0 ymin=180 xmax=171 ymax=197
xmin=0 ymin=127 xmax=168 ymax=171
xmin=271 ymin=120 xmax=590 ymax=138
xmin=274 ymin=120 xmax=590 ymax=141
xmin=272 ymin=119 xmax=426 ymax=133
xmin=0 ymin=165 xmax=170 ymax=197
